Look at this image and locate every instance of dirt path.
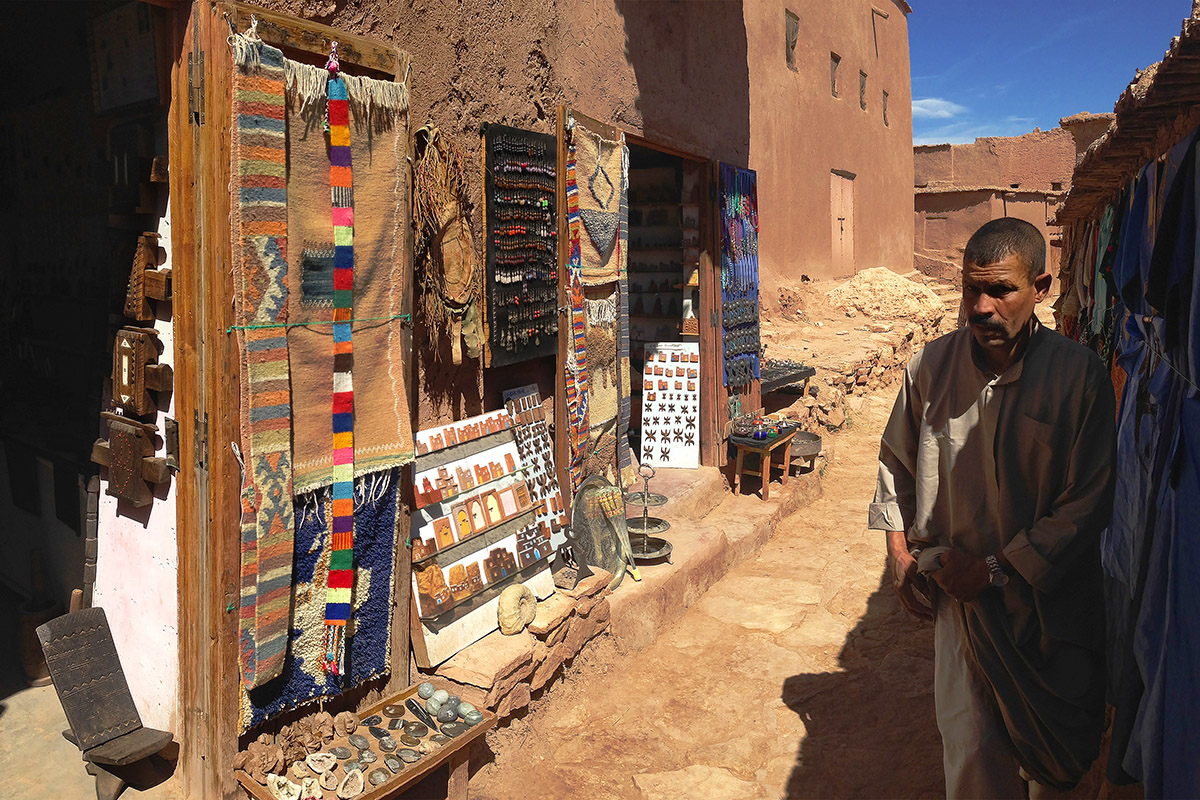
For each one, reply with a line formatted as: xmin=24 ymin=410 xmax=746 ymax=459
xmin=471 ymin=383 xmax=944 ymax=800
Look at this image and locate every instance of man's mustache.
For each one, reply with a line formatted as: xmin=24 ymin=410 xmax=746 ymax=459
xmin=968 ymin=315 xmax=1006 ymax=333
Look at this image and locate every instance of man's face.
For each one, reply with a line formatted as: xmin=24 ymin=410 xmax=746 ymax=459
xmin=962 ymin=253 xmax=1051 ymax=351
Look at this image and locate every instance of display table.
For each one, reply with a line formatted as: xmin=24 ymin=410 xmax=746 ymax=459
xmin=236 ymin=684 xmax=496 ymax=800
xmin=729 ymin=430 xmax=796 ymax=501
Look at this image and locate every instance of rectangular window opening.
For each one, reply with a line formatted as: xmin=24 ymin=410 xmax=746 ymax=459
xmin=785 ymin=10 xmax=799 ymax=71
xmin=830 ymin=53 xmax=841 ymax=97
xmin=882 ymin=90 xmax=889 ymax=126
xmin=859 ymin=71 xmax=868 ymax=110
xmin=1051 ymin=181 xmax=1063 ymax=192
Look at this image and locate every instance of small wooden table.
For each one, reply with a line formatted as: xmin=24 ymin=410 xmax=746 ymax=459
xmin=730 ymin=430 xmax=796 ymax=501
xmin=236 ymin=684 xmax=495 ymax=800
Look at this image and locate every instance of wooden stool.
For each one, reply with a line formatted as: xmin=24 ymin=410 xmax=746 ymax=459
xmin=731 ymin=430 xmax=796 ymax=501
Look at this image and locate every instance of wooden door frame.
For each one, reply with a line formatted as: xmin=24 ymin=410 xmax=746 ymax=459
xmin=172 ymin=4 xmax=411 ymax=796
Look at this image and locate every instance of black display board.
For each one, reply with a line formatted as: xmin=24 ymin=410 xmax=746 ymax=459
xmin=482 ymin=123 xmax=560 ymax=367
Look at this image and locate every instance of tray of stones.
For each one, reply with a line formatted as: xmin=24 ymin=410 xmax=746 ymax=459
xmin=236 ymin=682 xmax=496 ymax=800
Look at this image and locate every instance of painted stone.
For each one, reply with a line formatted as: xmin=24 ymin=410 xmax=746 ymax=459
xmin=361 ymin=715 xmax=383 ymax=726
xmin=337 ymin=768 xmax=365 ymax=799
xmin=330 ymin=747 xmax=353 ymax=759
xmin=432 ymin=689 xmax=450 ymax=705
xmin=305 ymin=752 xmax=337 ymax=774
xmin=417 ymin=682 xmax=435 ymax=699
xmin=398 ymin=749 xmax=421 ymax=764
xmin=463 ymin=710 xmax=484 ymax=726
xmin=378 ymin=736 xmax=397 ymax=753
xmin=348 ymin=734 xmax=370 ymax=750
xmin=368 ymin=726 xmax=388 ymax=740
xmin=368 ymin=768 xmax=389 ymax=786
xmin=385 ymin=756 xmax=403 ymax=774
xmin=382 ymin=705 xmax=405 ymax=718
xmin=357 ymin=749 xmax=378 ymax=764
xmin=436 ymin=706 xmax=458 ymax=723
xmin=457 ymin=702 xmax=477 ymax=717
xmin=320 ymin=770 xmax=340 ymax=791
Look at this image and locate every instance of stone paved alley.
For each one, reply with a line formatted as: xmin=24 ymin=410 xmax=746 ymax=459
xmin=472 ymin=386 xmax=945 ymax=800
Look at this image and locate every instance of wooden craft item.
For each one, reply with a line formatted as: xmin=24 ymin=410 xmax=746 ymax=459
xmin=112 ymin=327 xmax=172 ymax=416
xmin=411 ymin=538 xmax=436 ymax=561
xmin=482 ymin=547 xmax=517 ymax=583
xmin=456 ymin=466 xmax=475 ymax=492
xmin=551 ymin=542 xmax=593 ymax=591
xmin=466 ymin=562 xmax=484 ymax=593
xmin=124 ymin=232 xmax=171 ymax=322
xmin=414 ymin=564 xmax=451 ymax=616
xmin=91 ymin=412 xmax=168 ymax=507
xmin=432 ymin=517 xmax=456 ymax=549
xmin=483 ymin=491 xmax=503 ymax=525
xmin=513 ymin=481 xmax=533 ymax=511
xmin=163 ymin=417 xmax=180 ymax=471
xmin=452 ymin=504 xmax=472 ymax=540
xmin=467 ymin=499 xmax=488 ymax=533
xmin=498 ymin=487 xmax=519 ymax=518
xmin=446 ymin=564 xmax=470 ymax=602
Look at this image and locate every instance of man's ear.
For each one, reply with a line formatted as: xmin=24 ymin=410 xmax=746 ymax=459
xmin=1033 ymin=271 xmax=1052 ymax=302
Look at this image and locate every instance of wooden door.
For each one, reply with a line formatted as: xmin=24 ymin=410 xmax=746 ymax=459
xmin=831 ymin=171 xmax=855 ymax=274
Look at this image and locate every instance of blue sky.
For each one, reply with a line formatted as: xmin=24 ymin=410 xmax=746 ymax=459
xmin=910 ymin=0 xmax=1193 ymax=145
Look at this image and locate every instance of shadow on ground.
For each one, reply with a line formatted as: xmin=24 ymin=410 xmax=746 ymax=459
xmin=781 ymin=568 xmax=944 ymax=799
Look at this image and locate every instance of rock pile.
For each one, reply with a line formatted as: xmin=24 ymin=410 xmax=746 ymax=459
xmin=826 ymin=267 xmax=945 ymax=332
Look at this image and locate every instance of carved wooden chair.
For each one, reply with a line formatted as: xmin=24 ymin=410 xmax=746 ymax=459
xmin=37 ymin=607 xmax=174 ymax=800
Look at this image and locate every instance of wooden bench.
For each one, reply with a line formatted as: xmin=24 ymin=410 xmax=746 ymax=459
xmin=37 ymin=607 xmax=174 ymax=800
xmin=730 ymin=430 xmax=796 ymax=501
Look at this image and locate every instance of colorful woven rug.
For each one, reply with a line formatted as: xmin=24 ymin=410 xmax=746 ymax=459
xmin=240 ymin=470 xmax=399 ymax=731
xmin=230 ymin=35 xmax=294 ymax=689
xmin=283 ymin=60 xmax=414 ymax=496
xmin=719 ymin=163 xmax=761 ymax=388
xmin=323 ymin=73 xmax=355 ymax=675
xmin=574 ymin=127 xmax=625 ymax=286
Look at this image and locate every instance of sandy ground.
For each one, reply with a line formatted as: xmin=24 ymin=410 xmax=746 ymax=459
xmin=471 ymin=384 xmax=947 ymax=799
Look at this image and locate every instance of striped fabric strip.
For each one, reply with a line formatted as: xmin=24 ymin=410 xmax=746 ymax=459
xmin=324 ymin=74 xmax=356 ymax=676
xmin=563 ymin=150 xmax=591 ymax=490
xmin=616 ymin=143 xmax=633 ymax=481
xmin=232 ymin=40 xmax=294 ymax=689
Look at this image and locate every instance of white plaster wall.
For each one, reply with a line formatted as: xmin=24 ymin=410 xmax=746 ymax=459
xmin=92 ymin=199 xmax=180 ymax=734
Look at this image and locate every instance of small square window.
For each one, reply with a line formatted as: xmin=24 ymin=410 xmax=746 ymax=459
xmin=830 ymin=53 xmax=841 ymax=97
xmin=785 ymin=10 xmax=799 ymax=71
xmin=1051 ymin=181 xmax=1063 ymax=192
xmin=859 ymin=71 xmax=868 ymax=110
xmin=882 ymin=90 xmax=889 ymax=126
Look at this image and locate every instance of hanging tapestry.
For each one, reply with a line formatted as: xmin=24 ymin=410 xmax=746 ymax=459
xmin=240 ymin=470 xmax=400 ymax=732
xmin=283 ymin=60 xmax=414 ymax=497
xmin=413 ymin=125 xmax=482 ymax=366
xmin=563 ymin=127 xmax=590 ymax=491
xmin=616 ymin=144 xmax=635 ymax=487
xmin=574 ymin=127 xmax=625 ymax=285
xmin=482 ymin=123 xmax=559 ymax=366
xmin=230 ymin=35 xmax=294 ymax=689
xmin=719 ymin=163 xmax=761 ymax=388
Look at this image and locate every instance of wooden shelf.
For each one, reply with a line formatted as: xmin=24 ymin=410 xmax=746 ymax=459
xmin=414 ymin=426 xmax=515 ymax=471
xmin=419 ymin=557 xmax=551 ymax=628
xmin=413 ymin=506 xmax=537 ymax=568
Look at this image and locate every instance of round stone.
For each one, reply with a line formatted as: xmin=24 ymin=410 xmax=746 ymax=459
xmin=416 ymin=682 xmax=435 ymax=699
xmin=378 ymin=736 xmax=397 ymax=753
xmin=348 ymin=734 xmax=370 ymax=750
xmin=403 ymin=721 xmax=428 ymax=738
xmin=361 ymin=715 xmax=383 ymax=726
xmin=440 ymin=722 xmax=467 ymax=738
xmin=330 ymin=747 xmax=353 ymax=759
xmin=398 ymin=749 xmax=421 ymax=764
xmin=430 ymin=733 xmax=450 ymax=745
xmin=436 ymin=706 xmax=457 ymax=724
xmin=432 ymin=689 xmax=450 ymax=705
xmin=357 ymin=749 xmax=378 ymax=764
xmin=385 ymin=756 xmax=403 ymax=774
xmin=400 ymin=734 xmax=420 ymax=747
xmin=368 ymin=726 xmax=388 ymax=740
xmin=368 ymin=768 xmax=389 ymax=786
xmin=425 ymin=697 xmax=441 ymax=716
xmin=382 ymin=705 xmax=405 ymax=718
xmin=463 ymin=710 xmax=484 ymax=726
xmin=457 ymin=702 xmax=476 ymax=717
xmin=343 ymin=760 xmax=362 ymax=774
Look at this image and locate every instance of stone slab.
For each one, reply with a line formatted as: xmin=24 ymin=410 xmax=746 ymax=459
xmin=435 ymin=630 xmax=535 ymax=691
xmin=528 ymin=592 xmax=576 ymax=635
xmin=651 ymin=466 xmax=727 ymax=522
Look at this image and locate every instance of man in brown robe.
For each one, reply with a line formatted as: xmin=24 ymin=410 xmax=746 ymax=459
xmin=869 ymin=218 xmax=1116 ymax=798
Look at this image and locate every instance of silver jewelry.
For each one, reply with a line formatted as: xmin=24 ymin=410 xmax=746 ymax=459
xmin=986 ymin=555 xmax=1009 ymax=588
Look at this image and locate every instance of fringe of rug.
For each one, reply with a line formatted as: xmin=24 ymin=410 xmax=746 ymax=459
xmin=230 ymin=31 xmax=262 ymax=69
xmin=285 ymin=59 xmax=409 ymax=129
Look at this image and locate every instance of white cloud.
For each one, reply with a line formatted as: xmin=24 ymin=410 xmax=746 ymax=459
xmin=911 ymin=98 xmax=969 ymax=119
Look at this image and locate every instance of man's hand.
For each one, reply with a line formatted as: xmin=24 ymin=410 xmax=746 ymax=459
xmin=930 ymin=549 xmax=991 ymax=603
xmin=887 ymin=531 xmax=932 ymax=620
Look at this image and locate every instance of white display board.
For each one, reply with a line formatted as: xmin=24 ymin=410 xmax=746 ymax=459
xmin=639 ymin=342 xmax=701 ymax=469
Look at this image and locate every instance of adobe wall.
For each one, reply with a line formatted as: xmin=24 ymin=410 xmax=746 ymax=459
xmin=745 ymin=0 xmax=914 ymax=298
xmin=914 ymin=127 xmax=1077 ymax=192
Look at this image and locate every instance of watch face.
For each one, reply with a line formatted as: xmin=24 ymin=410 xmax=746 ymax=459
xmin=992 ymin=571 xmax=1009 ymax=587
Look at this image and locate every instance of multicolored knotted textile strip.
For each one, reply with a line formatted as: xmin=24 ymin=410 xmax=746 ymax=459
xmin=563 ymin=140 xmax=590 ymax=491
xmin=324 ymin=74 xmax=356 ymax=675
xmin=231 ymin=37 xmax=294 ymax=689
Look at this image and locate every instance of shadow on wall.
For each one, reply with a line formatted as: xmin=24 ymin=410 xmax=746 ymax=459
xmin=781 ymin=568 xmax=944 ymax=799
xmin=613 ymin=0 xmax=751 ymax=166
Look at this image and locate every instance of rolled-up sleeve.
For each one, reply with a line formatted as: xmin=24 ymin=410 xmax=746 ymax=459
xmin=869 ymin=362 xmax=921 ymax=533
xmin=1002 ymin=363 xmax=1117 ymax=592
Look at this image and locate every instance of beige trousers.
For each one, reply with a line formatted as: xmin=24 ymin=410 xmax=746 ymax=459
xmin=934 ymin=593 xmax=1078 ymax=800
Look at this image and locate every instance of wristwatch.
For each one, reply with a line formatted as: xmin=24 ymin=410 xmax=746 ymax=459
xmin=986 ymin=555 xmax=1009 ymax=588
